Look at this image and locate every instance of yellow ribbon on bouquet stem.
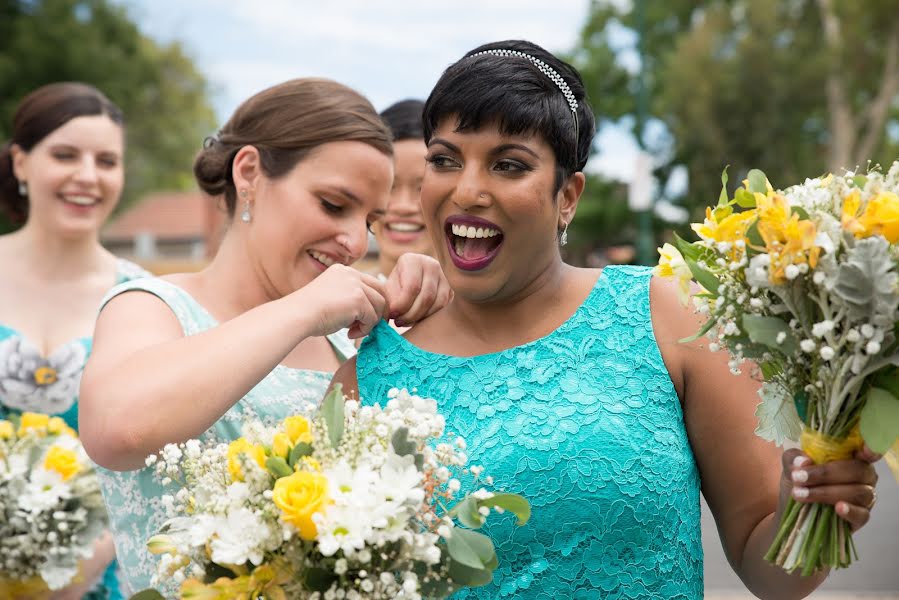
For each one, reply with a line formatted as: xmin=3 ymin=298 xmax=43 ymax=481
xmin=800 ymin=426 xmax=863 ymax=465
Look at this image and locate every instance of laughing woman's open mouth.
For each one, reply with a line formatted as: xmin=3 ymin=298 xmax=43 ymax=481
xmin=445 ymin=215 xmax=504 ymax=271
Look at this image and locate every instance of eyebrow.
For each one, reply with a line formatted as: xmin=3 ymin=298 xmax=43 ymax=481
xmin=331 ymin=187 xmax=363 ymax=206
xmin=327 ymin=186 xmax=386 ymax=216
xmin=428 ymin=138 xmax=541 ymax=160
xmin=428 ymin=138 xmax=460 ymax=153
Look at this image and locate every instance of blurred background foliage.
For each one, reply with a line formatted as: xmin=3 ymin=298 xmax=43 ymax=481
xmin=0 ymin=0 xmax=216 ymax=233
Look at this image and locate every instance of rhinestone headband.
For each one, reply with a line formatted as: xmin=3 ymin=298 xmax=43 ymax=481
xmin=469 ymin=49 xmax=579 ymax=144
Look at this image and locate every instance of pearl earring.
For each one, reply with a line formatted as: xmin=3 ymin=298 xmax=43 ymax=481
xmin=18 ymin=180 xmax=27 ymax=197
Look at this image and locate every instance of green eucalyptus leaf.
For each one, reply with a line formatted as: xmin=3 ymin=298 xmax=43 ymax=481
xmin=446 ymin=528 xmax=496 ymax=572
xmin=860 ymin=387 xmax=899 ymax=453
xmin=741 ymin=315 xmax=798 ymax=356
xmin=872 ymin=367 xmax=899 ymax=399
xmin=265 ymin=456 xmax=293 ymax=479
xmin=288 ymin=442 xmax=313 ymax=467
xmin=451 ymin=496 xmax=485 ymax=529
xmin=747 ymin=169 xmax=769 ymax=194
xmin=446 ymin=528 xmax=492 ymax=569
xmin=448 ymin=559 xmax=494 ymax=587
xmin=735 ymin=188 xmax=757 ymax=208
xmin=477 ymin=493 xmax=531 ymax=526
xmin=322 ymin=384 xmax=346 ymax=448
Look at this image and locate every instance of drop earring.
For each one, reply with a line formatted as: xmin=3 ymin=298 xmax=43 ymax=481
xmin=560 ymin=222 xmax=569 ymax=246
xmin=240 ymin=189 xmax=251 ymax=223
xmin=17 ymin=180 xmax=27 ymax=197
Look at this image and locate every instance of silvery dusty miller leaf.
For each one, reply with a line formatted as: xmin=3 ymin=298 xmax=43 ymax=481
xmin=755 ymin=383 xmax=802 ymax=446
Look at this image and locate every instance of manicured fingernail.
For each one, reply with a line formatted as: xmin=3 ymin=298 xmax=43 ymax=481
xmin=793 ymin=487 xmax=809 ymax=499
xmin=837 ymin=502 xmax=849 ymax=515
xmin=793 ymin=456 xmax=812 ymax=468
xmin=791 ymin=470 xmax=808 ymax=483
xmin=394 ymin=319 xmax=408 ymax=327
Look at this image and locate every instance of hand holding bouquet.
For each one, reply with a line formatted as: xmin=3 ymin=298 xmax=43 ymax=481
xmin=0 ymin=412 xmax=109 ymax=598
xmin=656 ymin=163 xmax=899 ymax=575
xmin=139 ymin=386 xmax=530 ymax=599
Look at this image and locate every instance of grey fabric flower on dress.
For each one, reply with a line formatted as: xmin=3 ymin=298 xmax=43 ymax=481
xmin=0 ymin=336 xmax=86 ymax=415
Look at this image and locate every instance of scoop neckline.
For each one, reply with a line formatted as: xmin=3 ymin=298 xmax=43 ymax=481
xmin=380 ymin=268 xmax=608 ymax=360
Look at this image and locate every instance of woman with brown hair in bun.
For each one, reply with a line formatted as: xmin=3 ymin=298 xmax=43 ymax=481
xmin=0 ymin=82 xmax=149 ymax=600
xmin=79 ymin=78 xmax=451 ymax=595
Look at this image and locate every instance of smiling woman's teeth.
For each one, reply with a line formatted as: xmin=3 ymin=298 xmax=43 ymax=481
xmin=387 ymin=222 xmax=423 ymax=232
xmin=64 ymin=195 xmax=97 ymax=206
xmin=309 ymin=250 xmax=335 ymax=267
xmin=450 ymin=223 xmax=500 ymax=239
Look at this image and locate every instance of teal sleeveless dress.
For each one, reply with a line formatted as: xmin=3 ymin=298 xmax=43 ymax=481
xmin=93 ymin=278 xmax=357 ymax=597
xmin=0 ymin=258 xmax=150 ymax=600
xmin=357 ymin=265 xmax=703 ymax=599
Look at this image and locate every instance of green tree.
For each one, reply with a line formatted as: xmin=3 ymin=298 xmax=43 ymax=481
xmin=575 ymin=0 xmax=899 ymax=226
xmin=0 ymin=0 xmax=216 ymax=229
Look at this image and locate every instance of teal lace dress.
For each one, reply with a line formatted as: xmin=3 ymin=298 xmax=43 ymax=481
xmin=0 ymin=258 xmax=150 ymax=600
xmin=357 ymin=265 xmax=703 ymax=599
xmin=94 ymin=278 xmax=356 ymax=597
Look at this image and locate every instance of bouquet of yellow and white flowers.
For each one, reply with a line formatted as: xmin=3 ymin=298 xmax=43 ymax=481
xmin=0 ymin=412 xmax=109 ymax=597
xmin=137 ymin=386 xmax=530 ymax=599
xmin=656 ymin=163 xmax=899 ymax=575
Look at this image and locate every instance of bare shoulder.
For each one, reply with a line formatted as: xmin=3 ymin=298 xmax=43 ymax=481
xmin=94 ymin=282 xmax=185 ymax=353
xmin=647 ymin=275 xmax=711 ymax=399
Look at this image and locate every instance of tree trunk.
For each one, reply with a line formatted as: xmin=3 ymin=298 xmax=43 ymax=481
xmin=818 ymin=0 xmax=899 ymax=172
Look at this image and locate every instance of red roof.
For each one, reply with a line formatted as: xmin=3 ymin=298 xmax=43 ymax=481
xmin=103 ymin=191 xmax=226 ymax=241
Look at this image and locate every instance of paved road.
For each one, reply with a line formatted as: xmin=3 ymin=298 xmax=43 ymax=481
xmin=703 ymin=460 xmax=899 ymax=598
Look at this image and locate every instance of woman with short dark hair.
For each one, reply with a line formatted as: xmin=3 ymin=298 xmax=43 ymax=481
xmin=333 ymin=40 xmax=881 ymax=600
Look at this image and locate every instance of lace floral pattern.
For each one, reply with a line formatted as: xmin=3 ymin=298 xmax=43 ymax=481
xmin=94 ymin=278 xmax=354 ymax=596
xmin=357 ymin=266 xmax=703 ymax=599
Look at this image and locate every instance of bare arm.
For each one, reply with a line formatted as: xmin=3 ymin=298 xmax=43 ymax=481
xmin=80 ymin=290 xmax=324 ymax=471
xmin=650 ymin=276 xmax=826 ymax=599
xmin=80 ymin=266 xmax=388 ymax=471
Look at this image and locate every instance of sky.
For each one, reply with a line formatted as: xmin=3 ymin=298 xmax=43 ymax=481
xmin=114 ymin=0 xmax=658 ymax=190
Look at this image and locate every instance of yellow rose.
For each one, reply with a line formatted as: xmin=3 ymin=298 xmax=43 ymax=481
xmin=282 ymin=416 xmax=313 ymax=445
xmin=857 ymin=191 xmax=899 ymax=243
xmin=271 ymin=432 xmax=291 ymax=460
xmin=0 ymin=420 xmax=13 ymax=439
xmin=272 ymin=471 xmax=330 ymax=540
xmin=653 ymin=243 xmax=693 ymax=306
xmin=227 ymin=438 xmax=267 ymax=482
xmin=44 ymin=445 xmax=81 ymax=481
xmin=18 ymin=412 xmax=49 ymax=436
